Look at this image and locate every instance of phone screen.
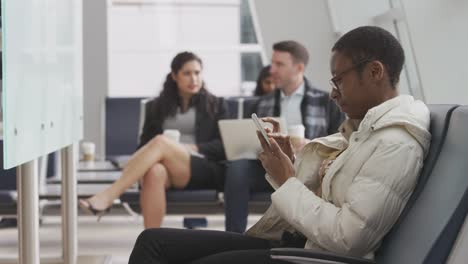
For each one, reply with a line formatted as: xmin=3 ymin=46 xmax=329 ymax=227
xmin=251 ymin=113 xmax=271 ymax=148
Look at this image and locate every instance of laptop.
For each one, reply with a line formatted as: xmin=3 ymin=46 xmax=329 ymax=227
xmin=218 ymin=117 xmax=286 ymax=160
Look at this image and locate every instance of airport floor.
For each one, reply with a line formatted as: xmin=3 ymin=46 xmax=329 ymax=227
xmin=0 ymin=213 xmax=262 ymax=264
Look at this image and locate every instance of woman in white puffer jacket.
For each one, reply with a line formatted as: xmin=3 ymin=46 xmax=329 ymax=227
xmin=248 ymin=95 xmax=430 ymax=259
xmin=248 ymin=26 xmax=431 ymax=259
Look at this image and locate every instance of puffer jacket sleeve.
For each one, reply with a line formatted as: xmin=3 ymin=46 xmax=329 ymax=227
xmin=271 ymin=142 xmax=423 ymax=257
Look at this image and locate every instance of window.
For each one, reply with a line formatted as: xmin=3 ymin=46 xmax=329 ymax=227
xmin=108 ymin=0 xmax=266 ymax=97
xmin=239 ymin=0 xmax=264 ymax=95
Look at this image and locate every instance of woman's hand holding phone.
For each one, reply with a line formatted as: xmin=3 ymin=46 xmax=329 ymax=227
xmin=251 ymin=113 xmax=271 ymax=148
xmin=252 ymin=114 xmax=295 ymax=187
xmin=260 ymin=117 xmax=295 ymax=163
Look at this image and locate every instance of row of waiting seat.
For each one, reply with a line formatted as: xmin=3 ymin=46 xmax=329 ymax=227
xmin=78 ymin=100 xmax=468 ymax=261
xmin=0 ymin=96 xmax=267 ymax=222
xmin=2 ymin=102 xmax=467 ymax=263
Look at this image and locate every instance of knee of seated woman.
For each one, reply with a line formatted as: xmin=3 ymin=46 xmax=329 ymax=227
xmin=143 ymin=164 xmax=168 ymax=186
xmin=149 ymin=135 xmax=168 ymax=148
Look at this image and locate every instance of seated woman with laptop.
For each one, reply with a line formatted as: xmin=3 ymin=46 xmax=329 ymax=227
xmin=79 ymin=51 xmax=228 ymax=228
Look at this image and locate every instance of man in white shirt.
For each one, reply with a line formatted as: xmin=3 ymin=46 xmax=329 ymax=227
xmin=279 ymin=83 xmax=304 ymax=128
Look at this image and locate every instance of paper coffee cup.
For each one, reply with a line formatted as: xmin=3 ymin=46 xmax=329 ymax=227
xmin=288 ymin=124 xmax=305 ymax=150
xmin=163 ymin=129 xmax=181 ymax=143
xmin=288 ymin=124 xmax=305 ymax=138
xmin=81 ymin=142 xmax=96 ymax=161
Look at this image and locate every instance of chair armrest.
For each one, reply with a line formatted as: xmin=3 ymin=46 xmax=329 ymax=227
xmin=270 ymin=248 xmax=376 ymax=264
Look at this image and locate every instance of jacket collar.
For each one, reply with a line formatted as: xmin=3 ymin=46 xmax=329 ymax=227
xmin=357 ymin=95 xmax=407 ymax=132
xmin=308 ymin=95 xmax=429 ymax=151
xmin=366 ymin=95 xmax=431 ymax=155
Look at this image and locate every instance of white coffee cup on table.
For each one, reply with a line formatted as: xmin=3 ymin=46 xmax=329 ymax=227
xmin=81 ymin=142 xmax=96 ymax=161
xmin=163 ymin=129 xmax=181 ymax=143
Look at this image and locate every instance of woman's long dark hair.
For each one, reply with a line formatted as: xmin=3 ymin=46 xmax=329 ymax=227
xmin=153 ymin=52 xmax=218 ymax=122
xmin=253 ymin=65 xmax=272 ymax=96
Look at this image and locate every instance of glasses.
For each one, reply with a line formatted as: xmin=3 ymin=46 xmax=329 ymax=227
xmin=329 ymin=59 xmax=372 ymax=92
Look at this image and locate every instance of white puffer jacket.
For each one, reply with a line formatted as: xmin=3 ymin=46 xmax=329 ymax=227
xmin=246 ymin=95 xmax=431 ymax=259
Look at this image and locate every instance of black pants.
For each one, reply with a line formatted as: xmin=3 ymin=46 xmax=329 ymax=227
xmin=128 ymin=228 xmax=291 ymax=264
xmin=224 ymin=159 xmax=273 ymax=233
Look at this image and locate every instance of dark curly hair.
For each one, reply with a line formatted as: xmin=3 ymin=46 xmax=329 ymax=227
xmin=253 ymin=65 xmax=272 ymax=96
xmin=153 ymin=51 xmax=218 ymax=121
xmin=332 ymin=26 xmax=405 ymax=88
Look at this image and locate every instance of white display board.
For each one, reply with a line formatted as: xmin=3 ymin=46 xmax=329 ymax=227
xmin=2 ymin=0 xmax=83 ymax=169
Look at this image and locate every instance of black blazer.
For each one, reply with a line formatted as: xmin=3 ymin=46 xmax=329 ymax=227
xmin=138 ymin=94 xmax=228 ymax=162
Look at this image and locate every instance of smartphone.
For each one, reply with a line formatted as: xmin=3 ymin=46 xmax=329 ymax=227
xmin=251 ymin=113 xmax=271 ymax=148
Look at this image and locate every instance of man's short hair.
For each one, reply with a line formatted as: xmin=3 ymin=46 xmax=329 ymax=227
xmin=273 ymin=40 xmax=309 ymax=66
xmin=332 ymin=26 xmax=405 ymax=87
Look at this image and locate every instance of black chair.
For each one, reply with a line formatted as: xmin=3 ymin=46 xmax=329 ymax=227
xmin=224 ymin=97 xmax=240 ymax=119
xmin=243 ymin=96 xmax=260 ymax=118
xmin=0 ymin=141 xmax=17 ymax=217
xmin=271 ymin=104 xmax=468 ymax=264
xmin=105 ymin=97 xmax=146 ymax=157
xmin=224 ymin=96 xmax=260 ymax=119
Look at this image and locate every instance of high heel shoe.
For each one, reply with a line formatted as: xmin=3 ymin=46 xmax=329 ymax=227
xmin=79 ymin=199 xmax=111 ymax=222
